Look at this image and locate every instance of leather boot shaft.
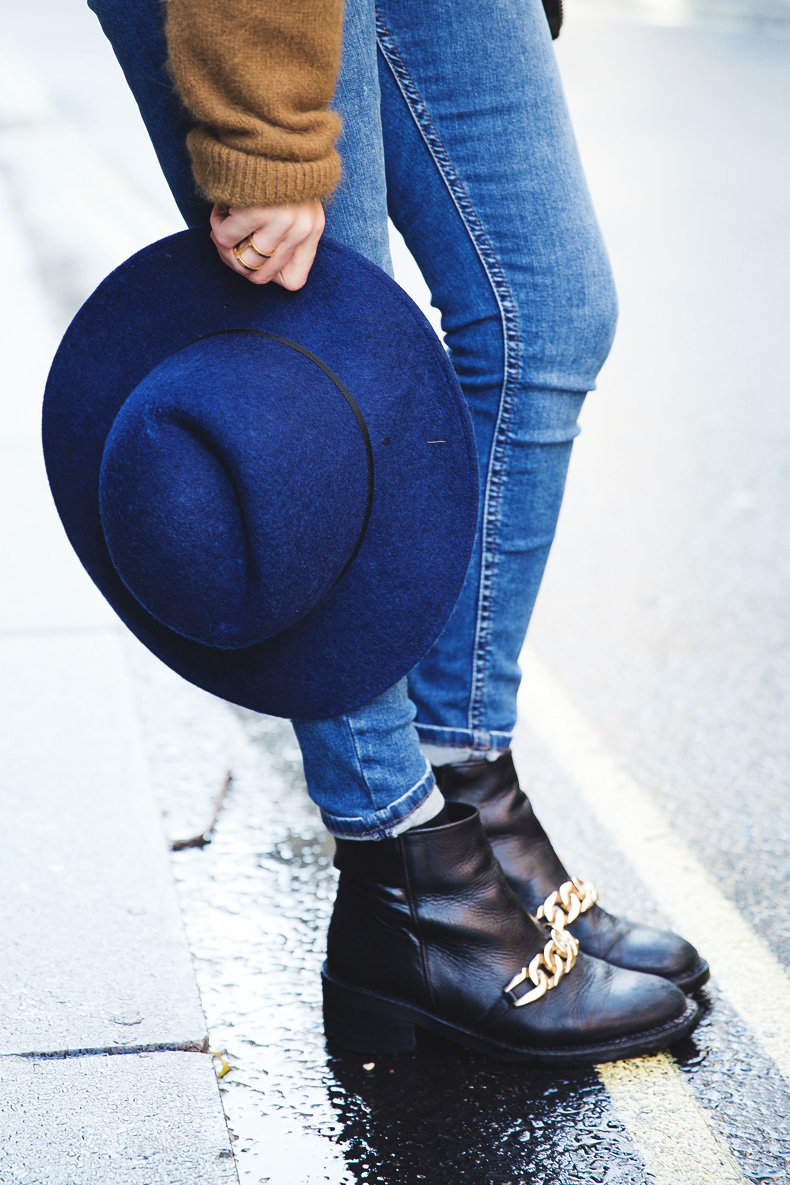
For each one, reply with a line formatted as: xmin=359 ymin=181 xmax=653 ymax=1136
xmin=433 ymin=751 xmax=569 ymax=911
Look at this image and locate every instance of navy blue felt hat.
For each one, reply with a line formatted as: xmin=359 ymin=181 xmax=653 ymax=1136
xmin=42 ymin=229 xmax=478 ymax=719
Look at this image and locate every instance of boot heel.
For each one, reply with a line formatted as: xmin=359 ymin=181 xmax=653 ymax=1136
xmin=322 ymin=971 xmax=417 ymax=1054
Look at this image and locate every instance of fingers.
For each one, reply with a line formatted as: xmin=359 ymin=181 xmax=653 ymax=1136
xmin=273 ymin=234 xmax=321 ymax=291
xmin=210 ymin=217 xmax=284 ymax=286
xmin=217 ymin=231 xmax=297 ymax=287
xmin=235 ymin=235 xmax=273 ymax=270
xmin=210 ymin=201 xmax=325 ymax=288
xmin=210 ymin=203 xmax=285 ymax=251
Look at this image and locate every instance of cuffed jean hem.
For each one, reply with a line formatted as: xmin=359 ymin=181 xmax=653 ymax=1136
xmin=415 ymin=722 xmax=513 ymax=756
xmin=320 ymin=763 xmax=444 ymax=840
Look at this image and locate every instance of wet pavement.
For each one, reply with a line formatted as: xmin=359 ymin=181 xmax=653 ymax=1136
xmin=129 ymin=645 xmax=652 ymax=1185
xmin=127 ymin=637 xmax=790 ymax=1185
xmin=3 ymin=0 xmax=790 ymax=1181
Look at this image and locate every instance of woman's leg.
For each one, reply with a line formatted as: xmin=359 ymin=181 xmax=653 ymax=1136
xmin=365 ymin=1 xmax=706 ymax=991
xmin=291 ymin=0 xmax=445 ymax=839
xmin=86 ymin=0 xmax=442 ymax=839
xmin=375 ymin=0 xmax=617 ymax=756
xmin=298 ymin=0 xmax=617 ymax=828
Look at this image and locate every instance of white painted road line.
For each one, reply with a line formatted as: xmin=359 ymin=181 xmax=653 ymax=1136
xmin=599 ymin=1054 xmax=743 ymax=1185
xmin=517 ymin=646 xmax=790 ymax=1085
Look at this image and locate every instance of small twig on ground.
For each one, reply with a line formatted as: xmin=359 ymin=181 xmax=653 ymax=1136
xmin=171 ymin=770 xmax=232 ymax=851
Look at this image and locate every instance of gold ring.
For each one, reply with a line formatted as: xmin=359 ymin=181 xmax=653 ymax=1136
xmin=233 ymin=235 xmax=271 ymax=271
xmin=244 ymin=236 xmax=272 ymax=259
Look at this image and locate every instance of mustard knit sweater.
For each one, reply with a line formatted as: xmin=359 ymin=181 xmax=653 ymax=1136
xmin=166 ymin=0 xmax=344 ymax=208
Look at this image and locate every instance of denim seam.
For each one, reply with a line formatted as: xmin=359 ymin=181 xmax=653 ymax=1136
xmin=375 ymin=10 xmax=520 ymax=741
xmin=416 ymin=722 xmax=513 ymax=737
xmin=417 ymin=722 xmax=513 ymax=750
xmin=344 ymin=710 xmax=373 ymax=810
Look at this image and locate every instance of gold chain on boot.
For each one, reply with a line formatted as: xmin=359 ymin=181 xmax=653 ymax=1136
xmin=503 ymin=925 xmax=580 ymax=1006
xmin=502 ymin=877 xmax=597 ymax=1006
xmin=537 ymin=876 xmax=598 ymax=929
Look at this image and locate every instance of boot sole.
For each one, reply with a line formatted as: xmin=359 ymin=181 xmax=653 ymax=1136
xmin=670 ymin=957 xmax=710 ymax=994
xmin=322 ymin=965 xmax=700 ymax=1066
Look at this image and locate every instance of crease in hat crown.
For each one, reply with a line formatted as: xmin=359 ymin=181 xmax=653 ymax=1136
xmin=97 ymin=332 xmax=372 ymax=649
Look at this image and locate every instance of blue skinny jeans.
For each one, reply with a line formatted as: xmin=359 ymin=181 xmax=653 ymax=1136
xmin=88 ymin=0 xmax=618 ymax=839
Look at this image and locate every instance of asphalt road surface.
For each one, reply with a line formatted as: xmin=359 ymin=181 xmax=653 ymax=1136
xmin=2 ymin=1 xmax=789 ymax=1182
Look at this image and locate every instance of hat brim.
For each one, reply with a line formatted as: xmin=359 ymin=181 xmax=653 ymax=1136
xmin=42 ymin=230 xmax=478 ymax=719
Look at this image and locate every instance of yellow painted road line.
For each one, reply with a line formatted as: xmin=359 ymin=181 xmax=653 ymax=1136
xmin=517 ymin=647 xmax=790 ymax=1084
xmin=599 ymin=1053 xmax=743 ymax=1185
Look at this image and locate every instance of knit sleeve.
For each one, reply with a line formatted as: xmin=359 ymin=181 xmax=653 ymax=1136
xmin=165 ymin=0 xmax=344 ymax=208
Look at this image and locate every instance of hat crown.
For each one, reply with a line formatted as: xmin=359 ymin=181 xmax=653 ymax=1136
xmin=98 ymin=334 xmax=371 ymax=649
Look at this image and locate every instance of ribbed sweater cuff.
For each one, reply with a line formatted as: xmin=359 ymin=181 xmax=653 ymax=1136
xmin=187 ymin=130 xmax=341 ymax=207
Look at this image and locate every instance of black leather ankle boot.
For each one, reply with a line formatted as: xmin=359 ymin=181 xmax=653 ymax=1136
xmin=323 ymin=803 xmax=698 ymax=1064
xmin=433 ymin=753 xmax=709 ymax=993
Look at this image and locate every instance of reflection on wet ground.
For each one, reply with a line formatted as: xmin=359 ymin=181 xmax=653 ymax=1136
xmin=326 ymin=1052 xmax=649 ymax=1185
xmin=129 ymin=640 xmax=790 ymax=1185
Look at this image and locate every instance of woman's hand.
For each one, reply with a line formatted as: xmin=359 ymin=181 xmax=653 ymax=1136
xmin=210 ymin=199 xmax=326 ymax=290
